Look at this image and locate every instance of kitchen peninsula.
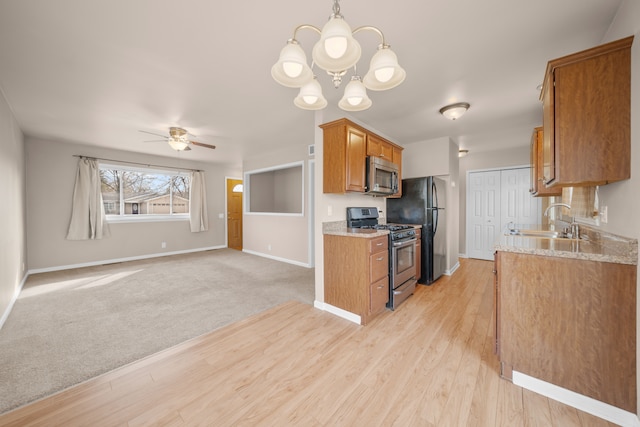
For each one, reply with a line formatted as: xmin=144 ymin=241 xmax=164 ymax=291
xmin=494 ymin=225 xmax=638 ymax=420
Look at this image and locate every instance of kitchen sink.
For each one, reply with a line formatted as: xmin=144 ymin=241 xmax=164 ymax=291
xmin=506 ymin=228 xmax=572 ymax=239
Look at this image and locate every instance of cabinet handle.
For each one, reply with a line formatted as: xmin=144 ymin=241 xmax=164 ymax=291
xmin=376 ymin=242 xmax=384 ymax=246
xmin=376 ymin=257 xmax=384 ymax=261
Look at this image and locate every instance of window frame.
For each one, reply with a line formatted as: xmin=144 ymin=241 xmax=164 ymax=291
xmin=99 ymin=163 xmax=191 ymax=224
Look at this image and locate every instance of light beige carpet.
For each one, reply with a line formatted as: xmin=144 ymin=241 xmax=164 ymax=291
xmin=0 ymin=249 xmax=315 ymax=414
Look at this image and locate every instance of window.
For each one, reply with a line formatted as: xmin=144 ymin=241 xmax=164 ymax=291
xmin=99 ymin=164 xmax=191 ymax=222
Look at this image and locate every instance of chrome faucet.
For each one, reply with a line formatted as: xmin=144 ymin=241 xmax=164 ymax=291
xmin=543 ymin=203 xmax=580 ymax=238
xmin=544 ymin=203 xmax=571 ymax=217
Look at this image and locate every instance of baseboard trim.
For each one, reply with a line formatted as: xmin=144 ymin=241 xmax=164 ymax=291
xmin=27 ymin=245 xmax=227 ymax=275
xmin=513 ymin=371 xmax=640 ymax=427
xmin=315 ymin=301 xmax=361 ymax=325
xmin=445 ymin=261 xmax=460 ymax=276
xmin=0 ymin=273 xmax=29 ymax=331
xmin=242 ymin=249 xmax=312 ymax=268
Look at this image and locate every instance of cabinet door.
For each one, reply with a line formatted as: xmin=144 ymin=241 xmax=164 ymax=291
xmin=346 ymin=126 xmax=367 ymax=192
xmin=542 ymin=36 xmax=632 ymax=187
xmin=542 ymin=72 xmax=555 ymax=185
xmin=370 ymin=250 xmax=389 ymax=283
xmin=531 ymin=127 xmax=562 ymax=197
xmin=367 ymin=134 xmax=393 ymax=160
xmin=369 ymin=277 xmax=389 ymax=316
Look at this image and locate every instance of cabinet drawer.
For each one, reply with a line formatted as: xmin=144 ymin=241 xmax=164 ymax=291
xmin=370 ymin=251 xmax=389 ymax=283
xmin=369 ymin=236 xmax=388 ymax=253
xmin=369 ymin=277 xmax=389 ymax=315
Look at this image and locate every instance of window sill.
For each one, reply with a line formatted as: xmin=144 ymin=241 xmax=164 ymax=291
xmin=106 ymin=215 xmax=189 ymax=224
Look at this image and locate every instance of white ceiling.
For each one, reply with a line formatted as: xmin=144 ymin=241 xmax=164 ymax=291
xmin=0 ymin=0 xmax=622 ymax=167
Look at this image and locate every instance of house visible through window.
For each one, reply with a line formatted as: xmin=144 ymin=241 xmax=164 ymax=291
xmin=99 ymin=164 xmax=191 ymax=221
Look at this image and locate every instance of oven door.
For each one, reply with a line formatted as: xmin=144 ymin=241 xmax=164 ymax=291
xmin=391 ymin=237 xmax=417 ymax=288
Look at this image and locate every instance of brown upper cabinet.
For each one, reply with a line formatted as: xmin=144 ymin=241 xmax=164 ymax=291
xmin=530 ymin=127 xmax=562 ymax=197
xmin=541 ymin=36 xmax=633 ymax=187
xmin=320 ymin=118 xmax=403 ymax=196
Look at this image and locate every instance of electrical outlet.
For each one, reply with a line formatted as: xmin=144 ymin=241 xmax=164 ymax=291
xmin=161 ymin=242 xmax=167 ymax=249
xmin=268 ymin=244 xmax=272 ymax=251
xmin=328 ymin=205 xmax=333 ymax=216
xmin=600 ymin=206 xmax=608 ymax=223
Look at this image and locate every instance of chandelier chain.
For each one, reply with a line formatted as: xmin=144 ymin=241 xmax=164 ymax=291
xmin=332 ymin=0 xmax=341 ymax=17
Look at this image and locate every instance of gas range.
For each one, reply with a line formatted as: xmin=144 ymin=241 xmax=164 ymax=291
xmin=346 ymin=207 xmax=416 ymax=241
xmin=346 ymin=207 xmax=418 ymax=310
xmin=356 ymin=224 xmax=416 ymax=241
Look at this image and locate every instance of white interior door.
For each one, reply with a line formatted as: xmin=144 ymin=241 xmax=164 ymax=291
xmin=501 ymin=168 xmax=541 ymax=230
xmin=467 ymin=170 xmax=501 ymax=260
xmin=467 ymin=167 xmax=541 ymax=261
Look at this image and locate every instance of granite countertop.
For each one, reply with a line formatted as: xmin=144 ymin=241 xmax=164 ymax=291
xmin=322 ymin=221 xmax=389 ymax=238
xmin=495 ymin=224 xmax=638 ymax=265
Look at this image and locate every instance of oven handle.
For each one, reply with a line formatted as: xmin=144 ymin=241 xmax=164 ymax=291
xmin=392 ymin=237 xmax=417 ymax=248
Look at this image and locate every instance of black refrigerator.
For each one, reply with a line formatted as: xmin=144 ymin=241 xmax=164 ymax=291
xmin=386 ymin=176 xmax=447 ymax=284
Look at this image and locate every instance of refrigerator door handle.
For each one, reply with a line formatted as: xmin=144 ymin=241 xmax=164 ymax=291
xmin=432 ymin=179 xmax=438 ymax=210
xmin=433 ymin=207 xmax=438 ymax=234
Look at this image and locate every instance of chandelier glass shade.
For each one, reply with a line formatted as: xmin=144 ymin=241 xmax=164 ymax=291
xmin=338 ymin=76 xmax=372 ymax=111
xmin=272 ymin=0 xmax=405 ymax=111
xmin=294 ymin=77 xmax=328 ymax=110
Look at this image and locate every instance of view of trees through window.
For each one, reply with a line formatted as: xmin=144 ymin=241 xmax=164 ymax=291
xmin=100 ymin=166 xmax=190 ymax=216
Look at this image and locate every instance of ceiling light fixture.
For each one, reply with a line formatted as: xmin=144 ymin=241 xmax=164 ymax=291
xmin=167 ymin=127 xmax=189 ymax=151
xmin=272 ymin=0 xmax=405 ymax=111
xmin=440 ymin=102 xmax=470 ymax=120
xmin=458 ymin=149 xmax=469 ymax=158
xmin=168 ymin=137 xmax=189 ymax=151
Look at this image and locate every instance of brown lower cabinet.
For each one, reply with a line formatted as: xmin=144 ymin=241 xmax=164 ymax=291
xmin=494 ymin=251 xmax=636 ymax=413
xmin=324 ymin=234 xmax=389 ymax=325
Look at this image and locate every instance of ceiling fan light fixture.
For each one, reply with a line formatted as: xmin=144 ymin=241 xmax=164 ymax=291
xmin=439 ymin=102 xmax=470 ymax=120
xmin=168 ymin=137 xmax=189 ymax=151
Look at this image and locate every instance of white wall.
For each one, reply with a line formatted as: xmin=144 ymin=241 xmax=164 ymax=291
xmin=242 ymin=143 xmax=313 ymax=267
xmin=402 ymin=137 xmax=453 ymax=178
xmin=597 ymin=0 xmax=640 ymax=414
xmin=0 ymin=90 xmax=26 ymax=326
xmin=26 ymin=137 xmax=239 ymax=270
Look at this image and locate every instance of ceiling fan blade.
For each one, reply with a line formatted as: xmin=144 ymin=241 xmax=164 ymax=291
xmin=190 ymin=140 xmax=216 ymax=150
xmin=139 ymin=130 xmax=169 ymax=139
xmin=143 ymin=139 xmax=169 ymax=143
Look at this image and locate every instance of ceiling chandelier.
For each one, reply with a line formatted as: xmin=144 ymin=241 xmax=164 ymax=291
xmin=271 ymin=0 xmax=406 ymax=112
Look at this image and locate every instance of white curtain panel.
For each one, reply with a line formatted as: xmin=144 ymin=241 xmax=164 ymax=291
xmin=189 ymin=171 xmax=209 ymax=232
xmin=66 ymin=158 xmax=110 ymax=240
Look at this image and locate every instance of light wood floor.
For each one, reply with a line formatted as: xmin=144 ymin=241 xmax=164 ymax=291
xmin=0 ymin=259 xmax=618 ymax=426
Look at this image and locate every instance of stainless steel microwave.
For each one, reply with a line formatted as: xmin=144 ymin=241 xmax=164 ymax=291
xmin=365 ymin=156 xmax=399 ymax=196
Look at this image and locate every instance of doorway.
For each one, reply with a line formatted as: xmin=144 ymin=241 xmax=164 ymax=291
xmin=226 ymin=178 xmax=243 ymax=251
xmin=467 ymin=167 xmax=541 ymax=260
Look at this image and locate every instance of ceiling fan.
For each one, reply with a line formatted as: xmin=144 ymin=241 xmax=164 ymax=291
xmin=139 ymin=127 xmax=216 ymax=151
